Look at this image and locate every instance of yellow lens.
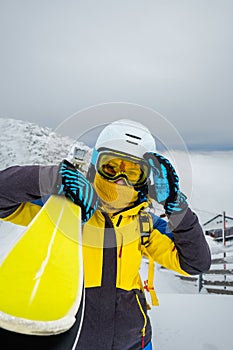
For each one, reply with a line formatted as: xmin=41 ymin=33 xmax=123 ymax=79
xmin=98 ymin=154 xmax=144 ymax=184
xmin=121 ymin=160 xmax=142 ymax=182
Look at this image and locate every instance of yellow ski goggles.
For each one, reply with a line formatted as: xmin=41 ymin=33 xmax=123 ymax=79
xmin=96 ymin=151 xmax=149 ymax=186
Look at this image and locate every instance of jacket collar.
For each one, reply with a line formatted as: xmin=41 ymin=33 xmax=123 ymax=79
xmin=98 ymin=200 xmax=149 ymax=220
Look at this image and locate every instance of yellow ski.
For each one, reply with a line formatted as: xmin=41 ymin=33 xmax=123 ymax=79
xmin=0 ymin=195 xmax=84 ymax=336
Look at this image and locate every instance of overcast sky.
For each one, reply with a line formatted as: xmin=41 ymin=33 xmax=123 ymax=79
xmin=0 ymin=0 xmax=233 ymax=150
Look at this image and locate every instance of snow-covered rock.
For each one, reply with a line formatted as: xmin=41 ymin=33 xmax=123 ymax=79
xmin=0 ymin=118 xmax=92 ymax=169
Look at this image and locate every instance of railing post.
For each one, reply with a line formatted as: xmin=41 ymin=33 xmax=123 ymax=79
xmin=198 ymin=273 xmax=203 ymax=293
xmin=222 ymin=211 xmax=226 ymax=247
xmin=222 ymin=211 xmax=227 ymax=290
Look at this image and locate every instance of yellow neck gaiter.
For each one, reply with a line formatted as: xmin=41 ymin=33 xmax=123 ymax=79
xmin=93 ymin=173 xmax=138 ymax=213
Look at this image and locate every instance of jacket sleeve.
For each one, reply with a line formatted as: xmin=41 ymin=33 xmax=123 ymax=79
xmin=0 ymin=165 xmax=61 ymax=218
xmin=168 ymin=207 xmax=211 ymax=274
xmin=147 ymin=207 xmax=211 ymax=275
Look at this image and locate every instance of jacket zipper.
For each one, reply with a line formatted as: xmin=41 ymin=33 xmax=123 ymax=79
xmin=117 ymin=233 xmax=123 ymax=285
xmin=115 ymin=215 xmax=123 ymax=286
xmin=135 ymin=293 xmax=147 ymax=349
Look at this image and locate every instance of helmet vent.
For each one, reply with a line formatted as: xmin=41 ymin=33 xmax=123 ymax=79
xmin=125 ymin=133 xmax=141 ymax=140
xmin=126 ymin=140 xmax=138 ymax=146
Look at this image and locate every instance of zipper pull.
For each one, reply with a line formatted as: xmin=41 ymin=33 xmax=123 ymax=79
xmin=116 ymin=215 xmax=123 ymax=227
xmin=119 ymin=244 xmax=123 ymax=258
xmin=119 ymin=235 xmax=123 ymax=258
xmin=141 ymin=329 xmax=146 ymax=348
xmin=141 ymin=336 xmax=145 ymax=349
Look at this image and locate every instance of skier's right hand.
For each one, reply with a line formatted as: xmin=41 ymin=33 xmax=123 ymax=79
xmin=56 ymin=160 xmax=99 ymax=223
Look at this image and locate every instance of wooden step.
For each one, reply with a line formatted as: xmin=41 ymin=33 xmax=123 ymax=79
xmin=206 ymin=288 xmax=233 ymax=295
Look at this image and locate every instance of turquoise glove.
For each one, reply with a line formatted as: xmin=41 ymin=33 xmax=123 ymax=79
xmin=144 ymin=153 xmax=187 ymax=215
xmin=57 ymin=160 xmax=99 ymax=223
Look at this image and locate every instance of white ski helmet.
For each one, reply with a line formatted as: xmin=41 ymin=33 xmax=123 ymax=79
xmin=93 ymin=119 xmax=156 ymax=161
xmin=87 ymin=119 xmax=156 ymax=186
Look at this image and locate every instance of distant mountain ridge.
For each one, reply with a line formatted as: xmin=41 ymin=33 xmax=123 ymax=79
xmin=0 ymin=118 xmax=91 ymax=170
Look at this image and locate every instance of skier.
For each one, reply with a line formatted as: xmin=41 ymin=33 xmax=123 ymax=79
xmin=0 ymin=119 xmax=211 ymax=350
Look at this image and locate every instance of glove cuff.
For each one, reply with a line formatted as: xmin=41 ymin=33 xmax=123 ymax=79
xmin=165 ymin=192 xmax=188 ymax=216
xmin=53 ymin=161 xmax=66 ymax=195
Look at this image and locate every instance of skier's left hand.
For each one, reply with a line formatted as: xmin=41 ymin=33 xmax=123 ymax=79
xmin=56 ymin=160 xmax=99 ymax=223
xmin=144 ymin=153 xmax=187 ymax=215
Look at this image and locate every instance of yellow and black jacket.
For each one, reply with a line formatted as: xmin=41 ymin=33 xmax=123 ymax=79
xmin=0 ymin=165 xmax=211 ymax=350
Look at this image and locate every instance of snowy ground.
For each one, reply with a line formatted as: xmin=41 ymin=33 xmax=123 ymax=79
xmin=150 ymin=293 xmax=233 ymax=350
